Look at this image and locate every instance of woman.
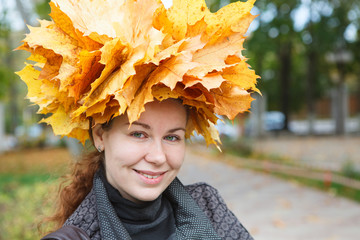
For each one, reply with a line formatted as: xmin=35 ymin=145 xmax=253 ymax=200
xmin=42 ymin=99 xmax=253 ymax=239
xmin=16 ymin=0 xmax=259 ymax=239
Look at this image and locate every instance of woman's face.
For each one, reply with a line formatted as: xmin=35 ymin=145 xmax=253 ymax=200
xmin=93 ymin=99 xmax=187 ymax=203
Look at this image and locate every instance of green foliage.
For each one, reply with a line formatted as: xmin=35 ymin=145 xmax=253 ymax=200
xmin=230 ymin=0 xmax=360 ymax=118
xmin=0 ymin=175 xmax=58 ymax=240
xmin=274 ymin=172 xmax=360 ymax=203
xmin=0 ymin=7 xmax=11 ymax=100
xmin=205 ymin=0 xmax=221 ymax=12
xmin=0 ymin=148 xmax=71 ymax=239
xmin=221 ymin=137 xmax=254 ymax=157
xmin=0 ymin=65 xmax=11 ymax=99
xmin=341 ymin=160 xmax=360 ymax=180
xmin=34 ymin=0 xmax=51 ymax=20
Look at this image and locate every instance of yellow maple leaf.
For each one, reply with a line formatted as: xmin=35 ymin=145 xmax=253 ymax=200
xmin=158 ymin=53 xmax=200 ymax=90
xmin=40 ymin=106 xmax=88 ymax=144
xmin=212 ymin=83 xmax=254 ymax=120
xmin=16 ymin=64 xmax=42 ymax=102
xmin=16 ymin=0 xmax=259 ymax=147
xmin=23 ymin=22 xmax=80 ymax=64
xmin=221 ymin=60 xmax=260 ymax=94
xmin=69 ymin=50 xmax=103 ymax=101
xmin=188 ymin=108 xmax=221 ymax=147
xmin=204 ymin=0 xmax=256 ymax=43
xmin=184 ymin=73 xmax=225 ymax=90
xmin=121 ymin=64 xmax=156 ymax=105
xmin=49 ymin=1 xmax=103 ymax=50
xmin=165 ymin=0 xmax=209 ymax=40
xmin=192 ymin=33 xmax=245 ymax=67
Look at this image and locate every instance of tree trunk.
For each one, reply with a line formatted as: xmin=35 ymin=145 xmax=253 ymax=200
xmin=7 ymin=0 xmax=33 ymax=134
xmin=15 ymin=0 xmax=32 ymax=26
xmin=357 ymin=73 xmax=360 ymax=114
xmin=357 ymin=70 xmax=360 ymax=134
xmin=307 ymin=1 xmax=316 ymax=135
xmin=6 ymin=36 xmax=18 ymax=134
xmin=335 ymin=62 xmax=347 ymax=135
xmin=306 ymin=50 xmax=316 ymax=135
xmin=279 ymin=41 xmax=292 ymax=131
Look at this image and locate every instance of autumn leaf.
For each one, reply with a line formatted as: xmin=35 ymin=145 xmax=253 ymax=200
xmin=16 ymin=64 xmax=42 ymax=103
xmin=221 ymin=60 xmax=260 ymax=94
xmin=212 ymin=83 xmax=254 ymax=120
xmin=204 ymin=0 xmax=257 ymax=43
xmin=158 ymin=53 xmax=200 ymax=90
xmin=121 ymin=64 xmax=156 ymax=105
xmin=40 ymin=105 xmax=88 ymax=144
xmin=16 ymin=0 xmax=259 ymax=147
xmin=188 ymin=108 xmax=221 ymax=147
xmin=164 ymin=0 xmax=209 ymax=40
xmin=69 ymin=50 xmax=103 ymax=101
xmin=49 ymin=1 xmax=103 ymax=50
xmin=184 ymin=73 xmax=225 ymax=90
xmin=192 ymin=33 xmax=245 ymax=67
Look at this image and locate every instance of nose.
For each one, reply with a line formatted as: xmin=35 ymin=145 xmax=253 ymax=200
xmin=144 ymin=140 xmax=166 ymax=165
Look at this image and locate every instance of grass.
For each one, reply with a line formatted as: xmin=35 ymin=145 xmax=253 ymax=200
xmin=272 ymin=172 xmax=360 ymax=203
xmin=0 ymin=147 xmax=72 ymax=175
xmin=1 ymin=143 xmax=359 ymax=239
xmin=220 ymin=137 xmax=295 ymax=164
xmin=0 ymin=147 xmax=72 ymax=240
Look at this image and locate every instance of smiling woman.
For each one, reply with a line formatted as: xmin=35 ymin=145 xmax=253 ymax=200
xmin=93 ymin=100 xmax=187 ymax=204
xmin=16 ymin=0 xmax=259 ymax=239
xmin=40 ymin=99 xmax=254 ymax=240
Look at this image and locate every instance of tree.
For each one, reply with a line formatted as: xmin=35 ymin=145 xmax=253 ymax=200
xmin=0 ymin=0 xmax=51 ymax=134
xmin=323 ymin=0 xmax=358 ymax=135
xmin=248 ymin=0 xmax=360 ymax=135
xmin=0 ymin=1 xmax=11 ymax=99
xmin=247 ymin=0 xmax=303 ymax=131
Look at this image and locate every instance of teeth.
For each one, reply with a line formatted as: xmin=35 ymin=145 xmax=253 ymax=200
xmin=140 ymin=173 xmax=160 ymax=179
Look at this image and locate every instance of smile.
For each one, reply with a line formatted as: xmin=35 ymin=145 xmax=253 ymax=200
xmin=139 ymin=173 xmax=161 ymax=179
xmin=134 ymin=170 xmax=166 ymax=181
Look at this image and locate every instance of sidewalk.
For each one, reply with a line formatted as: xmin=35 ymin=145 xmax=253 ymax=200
xmin=252 ymin=136 xmax=360 ymax=171
xmin=178 ymin=146 xmax=360 ymax=240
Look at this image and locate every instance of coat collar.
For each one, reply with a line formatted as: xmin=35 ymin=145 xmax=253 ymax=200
xmin=93 ymin=172 xmax=221 ymax=239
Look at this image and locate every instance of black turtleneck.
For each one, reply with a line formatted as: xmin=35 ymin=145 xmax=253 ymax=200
xmin=99 ymin=169 xmax=176 ymax=240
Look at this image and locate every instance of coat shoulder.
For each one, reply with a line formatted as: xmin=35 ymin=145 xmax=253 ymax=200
xmin=41 ymin=225 xmax=90 ymax=240
xmin=63 ymin=189 xmax=101 ymax=239
xmin=184 ymin=182 xmax=254 ymax=240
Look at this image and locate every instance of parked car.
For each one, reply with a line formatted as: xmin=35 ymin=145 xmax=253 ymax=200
xmin=264 ymin=111 xmax=285 ymax=131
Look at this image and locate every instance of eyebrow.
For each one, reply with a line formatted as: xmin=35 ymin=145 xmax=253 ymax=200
xmin=129 ymin=121 xmax=151 ymax=129
xmin=127 ymin=121 xmax=186 ymax=133
xmin=168 ymin=127 xmax=186 ymax=133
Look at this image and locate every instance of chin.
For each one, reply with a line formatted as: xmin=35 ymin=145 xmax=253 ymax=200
xmin=135 ymin=189 xmax=163 ymax=203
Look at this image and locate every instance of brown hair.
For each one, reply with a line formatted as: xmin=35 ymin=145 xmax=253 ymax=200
xmin=42 ymin=99 xmax=188 ymax=232
xmin=42 ymin=119 xmax=113 ymax=232
xmin=45 ymin=151 xmax=103 ymax=230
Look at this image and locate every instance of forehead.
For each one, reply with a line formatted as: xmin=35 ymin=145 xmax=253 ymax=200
xmin=109 ymin=99 xmax=187 ymax=128
xmin=137 ymin=99 xmax=187 ymax=124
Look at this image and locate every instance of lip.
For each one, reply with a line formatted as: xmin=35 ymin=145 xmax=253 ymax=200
xmin=134 ymin=169 xmax=167 ymax=185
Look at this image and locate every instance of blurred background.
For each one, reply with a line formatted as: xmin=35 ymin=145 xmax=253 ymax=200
xmin=0 ymin=0 xmax=359 ymax=239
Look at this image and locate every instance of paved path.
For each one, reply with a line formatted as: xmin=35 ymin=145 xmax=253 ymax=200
xmin=252 ymin=136 xmax=360 ymax=171
xmin=178 ymin=146 xmax=360 ymax=240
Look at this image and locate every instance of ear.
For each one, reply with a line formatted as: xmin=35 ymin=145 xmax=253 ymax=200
xmin=92 ymin=124 xmax=105 ymax=150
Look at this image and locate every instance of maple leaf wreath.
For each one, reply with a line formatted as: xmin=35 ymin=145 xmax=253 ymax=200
xmin=16 ymin=0 xmax=260 ymax=147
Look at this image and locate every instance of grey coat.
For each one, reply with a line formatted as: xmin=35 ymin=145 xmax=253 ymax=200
xmin=44 ymin=176 xmax=253 ymax=240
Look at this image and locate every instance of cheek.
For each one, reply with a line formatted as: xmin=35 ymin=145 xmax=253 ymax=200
xmin=104 ymin=131 xmax=141 ymax=156
xmin=167 ymin=145 xmax=186 ymax=170
xmin=104 ymin=140 xmax=142 ymax=167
